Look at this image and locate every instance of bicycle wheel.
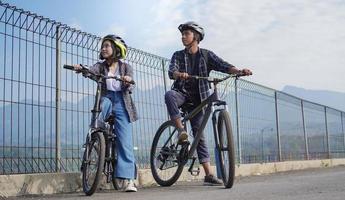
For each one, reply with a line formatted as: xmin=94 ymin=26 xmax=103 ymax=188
xmin=82 ymin=131 xmax=105 ymax=195
xmin=217 ymin=110 xmax=235 ymax=188
xmin=150 ymin=120 xmax=185 ymax=186
xmin=111 ymin=157 xmax=127 ymax=191
xmin=111 ymin=138 xmax=139 ymax=190
xmin=110 ymin=142 xmax=121 ymax=190
xmin=110 ymin=157 xmax=123 ymax=190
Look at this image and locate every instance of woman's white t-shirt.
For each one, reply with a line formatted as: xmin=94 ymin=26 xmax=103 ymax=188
xmin=106 ymin=63 xmax=121 ymax=91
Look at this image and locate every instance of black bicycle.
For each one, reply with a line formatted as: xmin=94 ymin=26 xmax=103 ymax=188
xmin=150 ymin=74 xmax=245 ymax=188
xmin=63 ymin=64 xmax=136 ymax=195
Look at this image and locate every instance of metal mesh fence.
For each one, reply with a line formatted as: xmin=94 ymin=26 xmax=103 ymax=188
xmin=1 ymin=2 xmax=345 ymax=174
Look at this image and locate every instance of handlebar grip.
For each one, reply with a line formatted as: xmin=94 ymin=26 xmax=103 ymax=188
xmin=63 ymin=65 xmax=75 ymax=70
xmin=129 ymin=80 xmax=135 ymax=85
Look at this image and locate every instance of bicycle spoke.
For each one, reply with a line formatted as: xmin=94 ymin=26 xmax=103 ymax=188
xmin=150 ymin=121 xmax=185 ymax=186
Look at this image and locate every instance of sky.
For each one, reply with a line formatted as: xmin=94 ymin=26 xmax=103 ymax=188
xmin=3 ymin=0 xmax=345 ymax=93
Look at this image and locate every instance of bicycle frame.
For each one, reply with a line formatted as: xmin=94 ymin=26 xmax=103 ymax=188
xmin=181 ymin=81 xmax=228 ymax=159
xmin=84 ymin=74 xmax=112 ymax=157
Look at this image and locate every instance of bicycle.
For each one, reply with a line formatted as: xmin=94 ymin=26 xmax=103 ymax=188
xmin=150 ymin=73 xmax=245 ymax=188
xmin=63 ymin=64 xmax=136 ymax=195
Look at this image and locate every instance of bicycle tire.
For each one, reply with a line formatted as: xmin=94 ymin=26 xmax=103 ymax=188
xmin=111 ymin=157 xmax=121 ymax=190
xmin=82 ymin=131 xmax=105 ymax=195
xmin=111 ymin=140 xmax=139 ymax=190
xmin=150 ymin=120 xmax=185 ymax=186
xmin=217 ymin=110 xmax=235 ymax=188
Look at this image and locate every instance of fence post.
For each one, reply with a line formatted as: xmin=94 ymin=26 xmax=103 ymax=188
xmin=324 ymin=107 xmax=330 ymax=159
xmin=234 ymin=78 xmax=242 ymax=164
xmin=301 ymin=100 xmax=309 ymax=160
xmin=275 ymin=92 xmax=282 ymax=161
xmin=340 ymin=112 xmax=345 ymax=155
xmin=55 ymin=25 xmax=61 ymax=172
xmin=161 ymin=59 xmax=168 ymax=94
xmin=342 ymin=112 xmax=345 ymax=156
xmin=161 ymin=59 xmax=170 ymax=123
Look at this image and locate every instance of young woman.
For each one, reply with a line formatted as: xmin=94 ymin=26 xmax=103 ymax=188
xmin=74 ymin=34 xmax=138 ymax=192
xmin=165 ymin=22 xmax=252 ymax=185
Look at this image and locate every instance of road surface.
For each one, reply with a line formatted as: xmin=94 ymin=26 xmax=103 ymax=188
xmin=12 ymin=166 xmax=345 ymax=200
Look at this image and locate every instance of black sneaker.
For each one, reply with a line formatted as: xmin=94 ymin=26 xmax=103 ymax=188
xmin=203 ymin=174 xmax=223 ymax=186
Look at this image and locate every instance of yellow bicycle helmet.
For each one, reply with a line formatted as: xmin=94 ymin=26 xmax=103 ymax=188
xmin=101 ymin=34 xmax=128 ymax=59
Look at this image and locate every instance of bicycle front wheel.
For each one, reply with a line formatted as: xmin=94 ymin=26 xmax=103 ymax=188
xmin=150 ymin=120 xmax=185 ymax=186
xmin=82 ymin=131 xmax=105 ymax=195
xmin=217 ymin=110 xmax=235 ymax=188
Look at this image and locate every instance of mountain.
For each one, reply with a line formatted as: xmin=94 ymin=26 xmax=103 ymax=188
xmin=282 ymin=86 xmax=345 ymax=112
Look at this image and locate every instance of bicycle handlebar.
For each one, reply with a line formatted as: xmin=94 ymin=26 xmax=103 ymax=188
xmin=189 ymin=72 xmax=246 ymax=83
xmin=63 ymin=64 xmax=135 ymax=85
xmin=63 ymin=64 xmax=75 ymax=70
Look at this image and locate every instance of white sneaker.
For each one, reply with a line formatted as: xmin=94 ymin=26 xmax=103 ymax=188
xmin=124 ymin=179 xmax=137 ymax=192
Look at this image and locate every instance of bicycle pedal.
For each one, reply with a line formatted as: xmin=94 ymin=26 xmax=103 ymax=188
xmin=189 ymin=167 xmax=200 ymax=176
xmin=179 ymin=141 xmax=190 ymax=147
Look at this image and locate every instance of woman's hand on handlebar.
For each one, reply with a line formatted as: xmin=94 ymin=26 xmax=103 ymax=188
xmin=73 ymin=64 xmax=83 ymax=73
xmin=122 ymin=75 xmax=133 ymax=86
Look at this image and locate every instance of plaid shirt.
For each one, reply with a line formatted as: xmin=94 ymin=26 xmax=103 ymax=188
xmin=168 ymin=48 xmax=234 ymax=101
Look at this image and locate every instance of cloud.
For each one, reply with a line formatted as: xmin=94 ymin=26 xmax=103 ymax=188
xmin=100 ymin=24 xmax=127 ymax=38
xmin=141 ymin=0 xmax=345 ymax=92
xmin=69 ymin=18 xmax=83 ymax=31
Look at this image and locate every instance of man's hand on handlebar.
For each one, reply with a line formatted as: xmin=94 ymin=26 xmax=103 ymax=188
xmin=238 ymin=68 xmax=252 ymax=76
xmin=173 ymin=71 xmax=189 ymax=80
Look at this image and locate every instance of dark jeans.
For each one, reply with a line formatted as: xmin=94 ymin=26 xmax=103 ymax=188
xmin=164 ymin=90 xmax=210 ymax=164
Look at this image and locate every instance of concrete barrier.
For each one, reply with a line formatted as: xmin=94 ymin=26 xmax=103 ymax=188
xmin=1 ymin=158 xmax=345 ymax=198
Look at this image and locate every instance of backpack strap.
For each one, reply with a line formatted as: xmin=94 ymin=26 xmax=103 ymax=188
xmin=200 ymin=48 xmax=209 ymax=67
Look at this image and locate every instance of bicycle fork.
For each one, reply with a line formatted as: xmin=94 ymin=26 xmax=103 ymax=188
xmin=81 ymin=129 xmax=94 ymax=171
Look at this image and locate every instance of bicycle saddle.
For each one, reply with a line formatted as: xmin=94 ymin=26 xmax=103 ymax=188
xmin=179 ymin=100 xmax=195 ymax=114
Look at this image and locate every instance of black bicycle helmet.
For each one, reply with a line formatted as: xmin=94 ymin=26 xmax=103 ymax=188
xmin=101 ymin=34 xmax=128 ymax=59
xmin=178 ymin=21 xmax=205 ymax=41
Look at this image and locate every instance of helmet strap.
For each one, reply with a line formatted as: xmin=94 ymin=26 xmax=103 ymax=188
xmin=185 ymin=40 xmax=198 ymax=53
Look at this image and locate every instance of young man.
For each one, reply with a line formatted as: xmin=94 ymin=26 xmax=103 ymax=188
xmin=165 ymin=21 xmax=252 ymax=185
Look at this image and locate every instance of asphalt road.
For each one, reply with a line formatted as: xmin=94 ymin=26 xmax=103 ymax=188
xmin=12 ymin=166 xmax=345 ymax=200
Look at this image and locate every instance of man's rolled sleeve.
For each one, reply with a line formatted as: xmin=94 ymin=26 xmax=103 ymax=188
xmin=208 ymin=50 xmax=235 ymax=73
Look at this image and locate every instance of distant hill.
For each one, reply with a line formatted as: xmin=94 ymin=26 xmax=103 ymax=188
xmin=282 ymin=86 xmax=345 ymax=112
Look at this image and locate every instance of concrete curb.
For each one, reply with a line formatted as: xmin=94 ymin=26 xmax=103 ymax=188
xmin=1 ymin=158 xmax=345 ymax=197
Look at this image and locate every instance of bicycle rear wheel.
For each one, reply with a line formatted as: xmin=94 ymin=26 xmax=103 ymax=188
xmin=150 ymin=120 xmax=185 ymax=186
xmin=111 ymin=154 xmax=122 ymax=190
xmin=82 ymin=131 xmax=105 ymax=195
xmin=217 ymin=110 xmax=235 ymax=188
xmin=111 ymin=138 xmax=139 ymax=190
